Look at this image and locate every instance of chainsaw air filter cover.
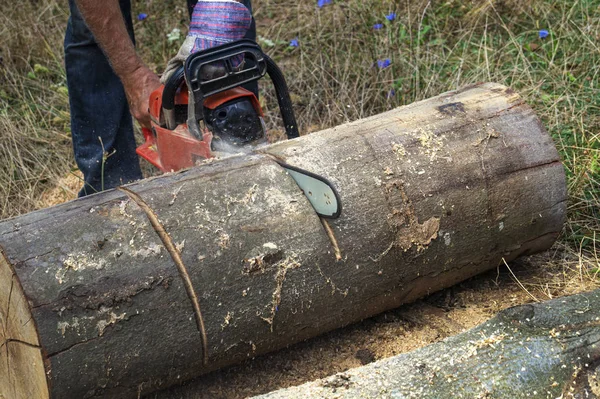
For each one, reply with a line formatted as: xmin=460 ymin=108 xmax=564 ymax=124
xmin=206 ymin=98 xmax=265 ymax=149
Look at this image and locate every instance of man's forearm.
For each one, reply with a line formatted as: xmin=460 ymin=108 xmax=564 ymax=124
xmin=74 ymin=0 xmax=160 ymax=127
xmin=74 ymin=0 xmax=143 ymax=81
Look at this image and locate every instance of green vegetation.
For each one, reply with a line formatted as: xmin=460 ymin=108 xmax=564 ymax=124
xmin=0 ymin=0 xmax=597 ymax=288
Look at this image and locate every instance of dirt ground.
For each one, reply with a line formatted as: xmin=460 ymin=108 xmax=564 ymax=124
xmin=148 ymin=253 xmax=589 ymax=399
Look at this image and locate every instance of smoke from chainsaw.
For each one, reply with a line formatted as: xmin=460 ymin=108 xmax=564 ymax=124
xmin=209 ymin=136 xmax=269 ymax=159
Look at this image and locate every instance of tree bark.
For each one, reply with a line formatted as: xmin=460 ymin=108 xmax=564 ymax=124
xmin=0 ymin=83 xmax=567 ymax=398
xmin=255 ymin=289 xmax=600 ymax=399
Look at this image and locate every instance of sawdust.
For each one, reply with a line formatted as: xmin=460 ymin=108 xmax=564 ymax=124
xmin=473 ymin=332 xmax=507 ymax=351
xmin=56 ymin=306 xmax=127 ymax=338
xmin=315 ymin=263 xmax=349 ymax=297
xmin=169 ymin=184 xmax=186 ymax=206
xmin=391 ymin=142 xmax=407 ymax=159
xmin=217 ymin=230 xmax=230 ymax=249
xmin=263 ymin=186 xmax=302 ymax=217
xmin=415 ymin=126 xmax=445 ymax=161
xmin=221 ymin=312 xmax=233 ymax=330
xmin=131 ymin=242 xmax=162 ymax=258
xmin=55 ymin=252 xmax=107 ymax=284
xmin=224 ymin=184 xmax=259 ymax=217
xmin=472 ymin=124 xmax=500 ymax=147
xmin=34 ymin=171 xmax=81 ymax=209
xmin=396 ymin=217 xmax=440 ymax=251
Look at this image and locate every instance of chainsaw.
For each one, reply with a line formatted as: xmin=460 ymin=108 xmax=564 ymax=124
xmin=136 ymin=39 xmax=299 ymax=172
xmin=136 ymin=39 xmax=341 ymax=219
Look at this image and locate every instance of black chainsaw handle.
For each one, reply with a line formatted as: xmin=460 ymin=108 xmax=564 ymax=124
xmin=161 ymin=66 xmax=186 ymax=130
xmin=162 ymin=66 xmax=185 ymax=112
xmin=264 ymin=54 xmax=299 ymax=139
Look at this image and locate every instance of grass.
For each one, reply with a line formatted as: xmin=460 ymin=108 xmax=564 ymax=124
xmin=0 ymin=0 xmax=598 ymax=293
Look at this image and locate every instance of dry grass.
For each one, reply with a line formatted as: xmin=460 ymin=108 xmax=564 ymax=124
xmin=0 ymin=0 xmax=598 ymax=299
xmin=0 ymin=1 xmax=598 ymax=397
xmin=0 ymin=1 xmax=73 ymax=217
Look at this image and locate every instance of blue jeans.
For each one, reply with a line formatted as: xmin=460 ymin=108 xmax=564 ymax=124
xmin=65 ymin=0 xmax=142 ymax=197
xmin=65 ymin=0 xmax=255 ymax=197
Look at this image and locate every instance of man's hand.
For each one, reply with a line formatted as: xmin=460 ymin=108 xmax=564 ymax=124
xmin=74 ymin=0 xmax=160 ymax=128
xmin=123 ymin=66 xmax=162 ymax=128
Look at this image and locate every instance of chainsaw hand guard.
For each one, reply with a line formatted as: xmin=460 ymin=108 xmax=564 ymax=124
xmin=183 ymin=39 xmax=299 ymax=140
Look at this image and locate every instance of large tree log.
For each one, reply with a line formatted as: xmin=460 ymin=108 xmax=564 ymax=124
xmin=0 ymin=83 xmax=566 ymax=398
xmin=255 ymin=289 xmax=600 ymax=399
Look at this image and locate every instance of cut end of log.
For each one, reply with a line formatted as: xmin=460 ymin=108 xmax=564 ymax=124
xmin=0 ymin=248 xmax=49 ymax=399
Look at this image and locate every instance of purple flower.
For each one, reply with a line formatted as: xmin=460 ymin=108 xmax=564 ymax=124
xmin=387 ymin=89 xmax=396 ymax=98
xmin=539 ymin=29 xmax=549 ymax=39
xmin=377 ymin=59 xmax=392 ymax=69
xmin=137 ymin=13 xmax=148 ymax=21
xmin=385 ymin=12 xmax=396 ymax=21
xmin=374 ymin=23 xmax=384 ymax=30
xmin=318 ymin=0 xmax=332 ymax=8
xmin=290 ymin=38 xmax=300 ymax=48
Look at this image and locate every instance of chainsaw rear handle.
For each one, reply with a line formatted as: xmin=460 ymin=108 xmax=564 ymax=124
xmin=162 ymin=66 xmax=186 ymax=129
xmin=263 ymin=55 xmax=299 ymax=139
xmin=161 ymin=39 xmax=299 ymax=140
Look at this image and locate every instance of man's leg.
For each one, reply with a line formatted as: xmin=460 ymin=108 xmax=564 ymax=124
xmin=65 ymin=0 xmax=143 ymax=197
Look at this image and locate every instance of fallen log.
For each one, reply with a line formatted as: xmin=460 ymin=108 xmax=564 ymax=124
xmin=255 ymin=289 xmax=600 ymax=399
xmin=0 ymin=83 xmax=566 ymax=398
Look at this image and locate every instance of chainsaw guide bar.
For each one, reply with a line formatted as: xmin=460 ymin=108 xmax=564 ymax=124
xmin=275 ymin=161 xmax=342 ymax=219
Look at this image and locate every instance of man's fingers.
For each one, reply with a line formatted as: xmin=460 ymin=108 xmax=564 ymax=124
xmin=137 ymin=113 xmax=153 ymax=129
xmin=123 ymin=67 xmax=161 ymax=128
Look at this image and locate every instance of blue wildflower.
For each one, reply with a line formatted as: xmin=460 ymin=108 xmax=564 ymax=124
xmin=373 ymin=23 xmax=384 ymax=30
xmin=137 ymin=13 xmax=148 ymax=21
xmin=385 ymin=12 xmax=396 ymax=21
xmin=539 ymin=29 xmax=549 ymax=39
xmin=318 ymin=0 xmax=332 ymax=8
xmin=377 ymin=59 xmax=392 ymax=69
xmin=387 ymin=89 xmax=396 ymax=98
xmin=290 ymin=38 xmax=300 ymax=48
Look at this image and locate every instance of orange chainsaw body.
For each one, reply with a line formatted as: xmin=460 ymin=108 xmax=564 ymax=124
xmin=136 ymin=84 xmax=263 ymax=173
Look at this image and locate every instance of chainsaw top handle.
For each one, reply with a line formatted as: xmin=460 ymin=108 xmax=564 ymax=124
xmin=161 ymin=39 xmax=299 ymax=140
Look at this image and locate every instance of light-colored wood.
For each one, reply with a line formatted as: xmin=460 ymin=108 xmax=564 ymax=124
xmin=0 ymin=83 xmax=567 ymax=398
xmin=0 ymin=249 xmax=49 ymax=399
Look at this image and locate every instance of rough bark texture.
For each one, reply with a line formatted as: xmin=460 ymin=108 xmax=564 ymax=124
xmin=0 ymin=83 xmax=566 ymax=398
xmin=255 ymin=289 xmax=600 ymax=399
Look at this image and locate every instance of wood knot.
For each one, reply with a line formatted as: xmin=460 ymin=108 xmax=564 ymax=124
xmin=438 ymin=102 xmax=466 ymax=116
